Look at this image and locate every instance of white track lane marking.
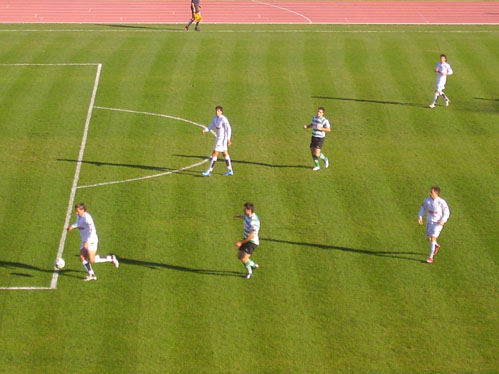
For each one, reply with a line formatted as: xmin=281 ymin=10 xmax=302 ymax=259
xmin=0 ymin=29 xmax=497 ymax=33
xmin=251 ymin=0 xmax=313 ymax=24
xmin=76 ymin=106 xmax=211 ymax=189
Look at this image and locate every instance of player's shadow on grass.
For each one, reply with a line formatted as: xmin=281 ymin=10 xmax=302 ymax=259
xmin=0 ymin=260 xmax=83 ymax=279
xmin=473 ymin=97 xmax=499 ymax=102
xmin=57 ymin=158 xmax=202 ymax=176
xmin=118 ymin=257 xmax=243 ymax=277
xmin=311 ymin=96 xmax=426 ymax=108
xmin=58 ymin=158 xmax=174 ymax=172
xmin=174 ymin=154 xmax=310 ymax=169
xmin=261 ymin=238 xmax=425 ymax=263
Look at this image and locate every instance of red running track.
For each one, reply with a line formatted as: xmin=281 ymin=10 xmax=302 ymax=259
xmin=0 ymin=1 xmax=498 ymax=24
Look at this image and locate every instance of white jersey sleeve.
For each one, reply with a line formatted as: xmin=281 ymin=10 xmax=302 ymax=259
xmin=206 ymin=117 xmax=217 ymax=132
xmin=223 ymin=116 xmax=232 ymax=142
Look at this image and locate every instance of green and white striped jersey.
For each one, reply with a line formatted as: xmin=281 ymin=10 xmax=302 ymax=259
xmin=244 ymin=213 xmax=260 ymax=245
xmin=311 ymin=115 xmax=331 ymax=138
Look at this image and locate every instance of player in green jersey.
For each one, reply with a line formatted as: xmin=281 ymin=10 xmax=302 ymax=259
xmin=303 ymin=107 xmax=331 ymax=171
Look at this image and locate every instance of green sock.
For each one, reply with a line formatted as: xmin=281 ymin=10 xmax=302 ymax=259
xmin=320 ymin=153 xmax=327 ymax=160
xmin=244 ymin=260 xmax=252 ymax=273
xmin=313 ymin=156 xmax=320 ymax=167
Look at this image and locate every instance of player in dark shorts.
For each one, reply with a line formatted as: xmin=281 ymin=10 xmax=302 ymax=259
xmin=234 ymin=202 xmax=261 ymax=279
xmin=303 ymin=107 xmax=331 ymax=171
xmin=184 ymin=0 xmax=202 ymax=31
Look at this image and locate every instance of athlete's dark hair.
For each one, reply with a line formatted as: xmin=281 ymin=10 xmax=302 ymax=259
xmin=440 ymin=54 xmax=447 ymax=60
xmin=244 ymin=202 xmax=254 ymax=212
xmin=215 ymin=105 xmax=223 ymax=113
xmin=318 ymin=107 xmax=325 ymax=113
xmin=430 ymin=186 xmax=441 ymax=195
xmin=75 ymin=203 xmax=87 ymax=211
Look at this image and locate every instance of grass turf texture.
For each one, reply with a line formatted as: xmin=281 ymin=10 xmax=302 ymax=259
xmin=0 ymin=24 xmax=498 ymax=373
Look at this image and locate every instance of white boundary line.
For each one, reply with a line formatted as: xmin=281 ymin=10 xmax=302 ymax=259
xmin=49 ymin=63 xmax=102 ymax=290
xmin=0 ymin=63 xmax=102 ymax=290
xmin=77 ymin=106 xmax=211 ymax=189
xmin=251 ymin=0 xmax=313 ymax=24
xmin=0 ymin=62 xmax=101 ymax=66
xmin=0 ymin=287 xmax=52 ymax=290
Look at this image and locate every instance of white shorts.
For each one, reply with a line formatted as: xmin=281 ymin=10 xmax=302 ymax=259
xmin=435 ymin=77 xmax=447 ymax=92
xmin=214 ymin=139 xmax=228 ymax=153
xmin=426 ymin=222 xmax=444 ymax=238
xmin=80 ymin=240 xmax=98 ymax=252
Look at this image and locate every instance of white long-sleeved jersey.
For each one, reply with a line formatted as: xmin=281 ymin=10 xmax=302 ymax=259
xmin=71 ymin=212 xmax=98 ymax=243
xmin=418 ymin=197 xmax=450 ymax=224
xmin=206 ymin=115 xmax=232 ymax=144
xmin=435 ymin=61 xmax=453 ymax=87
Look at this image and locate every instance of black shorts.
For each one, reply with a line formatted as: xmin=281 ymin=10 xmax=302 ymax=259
xmin=240 ymin=242 xmax=257 ymax=255
xmin=310 ymin=136 xmax=325 ymax=149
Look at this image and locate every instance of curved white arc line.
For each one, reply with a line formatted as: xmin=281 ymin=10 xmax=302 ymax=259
xmin=94 ymin=106 xmax=206 ymax=128
xmin=77 ymin=106 xmax=215 ymax=189
xmin=251 ymin=0 xmax=313 ymax=24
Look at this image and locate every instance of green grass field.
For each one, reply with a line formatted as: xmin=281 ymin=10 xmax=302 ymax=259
xmin=0 ymin=24 xmax=498 ymax=374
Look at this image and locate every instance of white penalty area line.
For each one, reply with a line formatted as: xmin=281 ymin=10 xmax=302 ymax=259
xmin=0 ymin=286 xmax=52 ymax=290
xmin=50 ymin=63 xmax=102 ymax=290
xmin=0 ymin=62 xmax=101 ymax=66
xmin=0 ymin=63 xmax=102 ymax=291
xmin=251 ymin=0 xmax=313 ymax=24
xmin=77 ymin=106 xmax=211 ymax=189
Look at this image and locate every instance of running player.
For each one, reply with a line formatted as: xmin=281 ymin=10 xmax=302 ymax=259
xmin=429 ymin=54 xmax=453 ymax=108
xmin=67 ymin=203 xmax=119 ymax=281
xmin=184 ymin=0 xmax=202 ymax=31
xmin=418 ymin=187 xmax=450 ymax=263
xmin=303 ymin=107 xmax=331 ymax=171
xmin=201 ymin=105 xmax=233 ymax=177
xmin=235 ymin=202 xmax=260 ymax=279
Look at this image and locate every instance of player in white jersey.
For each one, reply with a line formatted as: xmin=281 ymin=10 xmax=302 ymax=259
xmin=201 ymin=105 xmax=233 ymax=177
xmin=418 ymin=187 xmax=450 ymax=263
xmin=67 ymin=203 xmax=119 ymax=281
xmin=235 ymin=202 xmax=260 ymax=279
xmin=304 ymin=107 xmax=331 ymax=171
xmin=429 ymin=54 xmax=453 ymax=108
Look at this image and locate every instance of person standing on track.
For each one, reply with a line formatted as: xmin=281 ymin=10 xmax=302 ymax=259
xmin=184 ymin=0 xmax=202 ymax=31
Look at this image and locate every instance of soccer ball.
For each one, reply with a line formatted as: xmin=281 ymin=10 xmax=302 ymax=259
xmin=54 ymin=258 xmax=65 ymax=270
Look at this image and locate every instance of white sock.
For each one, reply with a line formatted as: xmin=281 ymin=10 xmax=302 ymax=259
xmin=225 ymin=155 xmax=232 ymax=171
xmin=433 ymin=93 xmax=439 ymax=104
xmin=82 ymin=260 xmax=95 ymax=275
xmin=94 ymin=255 xmax=111 ymax=263
xmin=429 ymin=242 xmax=436 ymax=259
xmin=244 ymin=260 xmax=252 ymax=274
xmin=208 ymin=156 xmax=217 ymax=171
